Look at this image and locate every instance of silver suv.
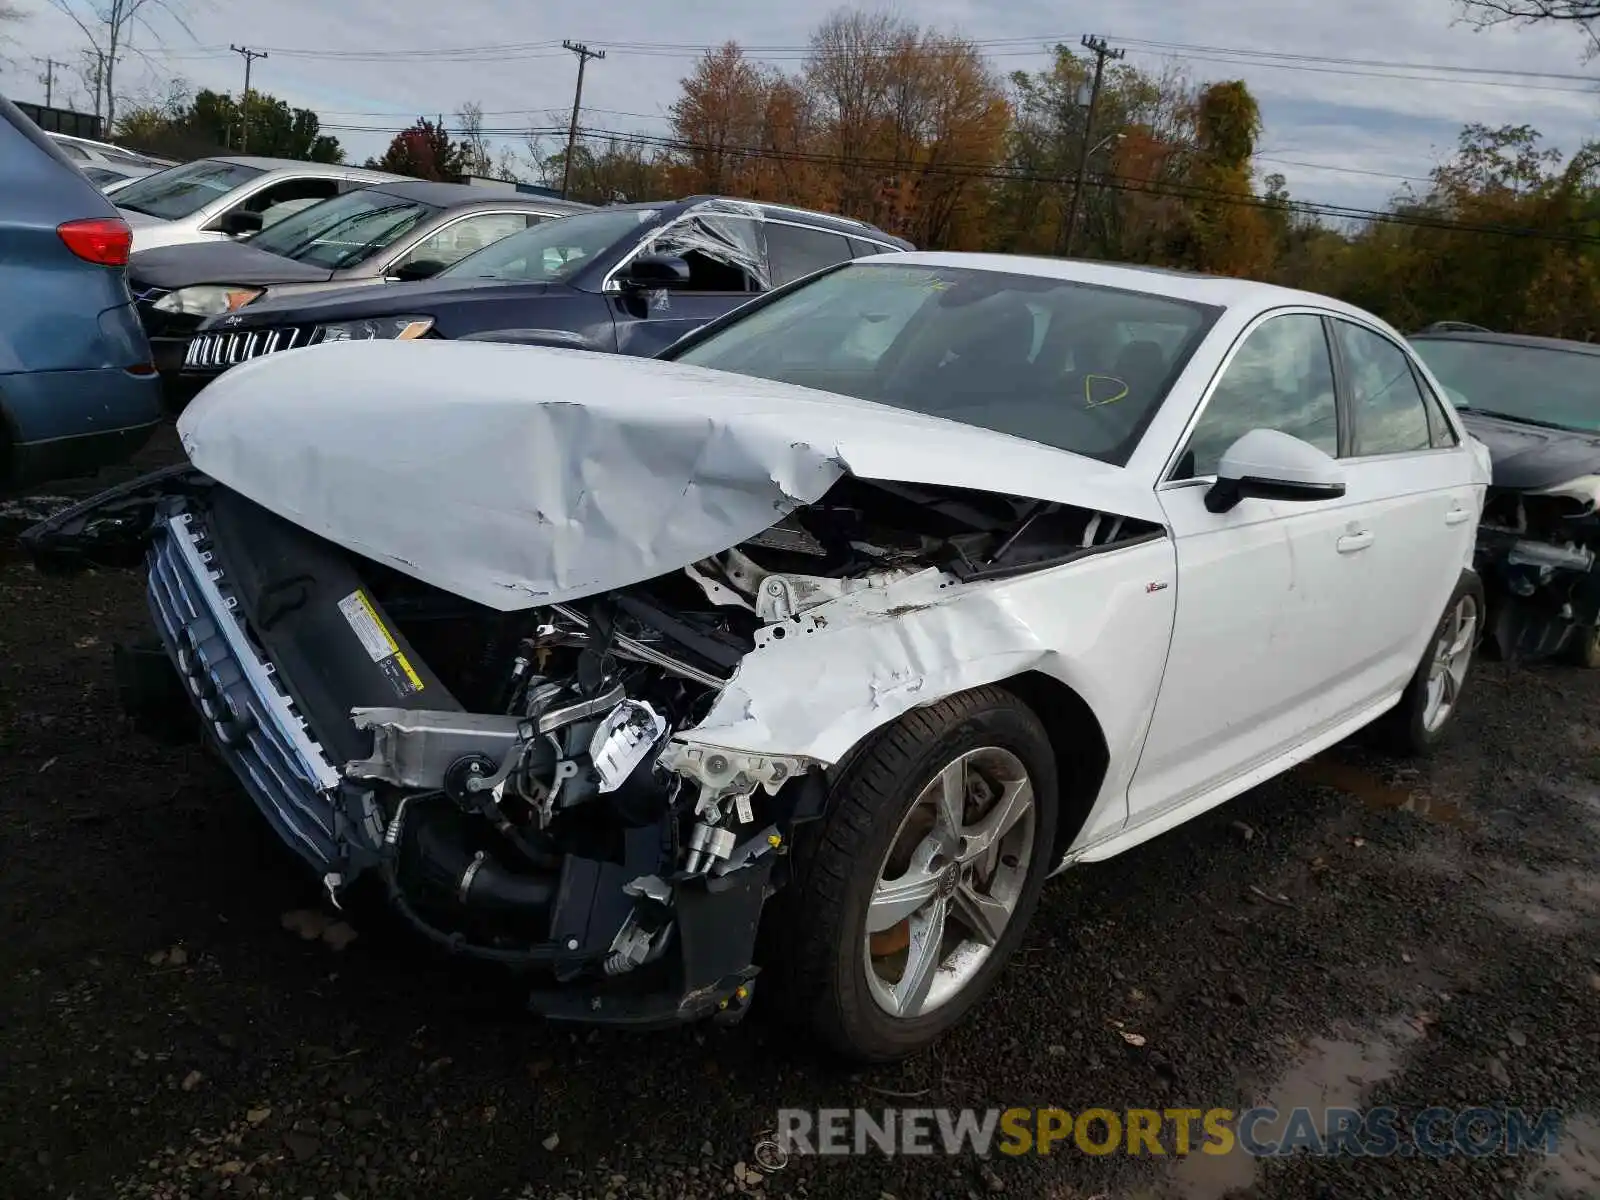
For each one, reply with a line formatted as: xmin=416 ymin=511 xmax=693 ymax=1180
xmin=113 ymin=156 xmax=404 ymax=252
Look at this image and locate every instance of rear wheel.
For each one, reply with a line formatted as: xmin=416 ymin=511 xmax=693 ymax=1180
xmin=1373 ymin=572 xmax=1484 ymax=756
xmin=768 ymin=687 xmax=1059 ymax=1061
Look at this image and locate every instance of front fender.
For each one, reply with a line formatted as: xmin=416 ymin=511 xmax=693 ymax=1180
xmin=678 ymin=537 xmax=1178 ymax=844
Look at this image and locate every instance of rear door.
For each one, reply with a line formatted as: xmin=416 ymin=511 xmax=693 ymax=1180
xmin=767 ymin=221 xmax=854 ymax=287
xmin=1327 ymin=317 xmax=1482 ymax=693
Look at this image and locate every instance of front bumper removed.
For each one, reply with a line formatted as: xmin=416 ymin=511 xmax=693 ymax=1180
xmin=29 ymin=480 xmax=806 ymax=1028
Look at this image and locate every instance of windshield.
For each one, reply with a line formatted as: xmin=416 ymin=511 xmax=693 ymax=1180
xmin=670 ymin=262 xmax=1220 ymax=465
xmin=247 ymin=189 xmax=441 ymax=269
xmin=113 ymin=159 xmax=265 ymax=220
xmin=442 ymin=207 xmax=658 ymax=282
xmin=1410 ymin=338 xmax=1600 ymax=435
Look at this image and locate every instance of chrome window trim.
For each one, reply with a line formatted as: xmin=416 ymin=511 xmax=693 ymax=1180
xmin=378 ymin=207 xmax=544 ymax=276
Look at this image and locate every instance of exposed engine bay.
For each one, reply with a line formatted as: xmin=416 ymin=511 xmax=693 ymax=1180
xmin=23 ymin=467 xmax=1160 ymax=1025
xmin=1474 ymin=478 xmax=1600 ymax=662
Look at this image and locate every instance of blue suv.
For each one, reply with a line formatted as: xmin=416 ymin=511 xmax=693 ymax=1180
xmin=1 ymin=95 xmax=163 ymax=490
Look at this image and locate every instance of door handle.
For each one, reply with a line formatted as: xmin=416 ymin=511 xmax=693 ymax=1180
xmin=1444 ymin=505 xmax=1472 ymax=527
xmin=1336 ymin=531 xmax=1375 ymax=554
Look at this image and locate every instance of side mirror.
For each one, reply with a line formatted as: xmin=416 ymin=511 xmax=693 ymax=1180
xmin=618 ymin=253 xmax=691 ymax=289
xmin=1205 ymin=429 xmax=1346 ymax=514
xmin=388 ymin=258 xmax=447 ymax=283
xmin=216 ymin=209 xmax=264 ymax=238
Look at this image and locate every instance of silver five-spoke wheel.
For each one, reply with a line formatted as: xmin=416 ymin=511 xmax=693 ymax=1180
xmin=863 ymin=746 xmax=1035 ymax=1018
xmin=1423 ymin=592 xmax=1478 ymax=734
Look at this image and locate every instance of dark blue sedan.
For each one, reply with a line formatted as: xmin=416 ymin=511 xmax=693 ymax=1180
xmin=179 ymin=197 xmax=912 ymax=379
xmin=0 ymin=96 xmax=163 ymax=490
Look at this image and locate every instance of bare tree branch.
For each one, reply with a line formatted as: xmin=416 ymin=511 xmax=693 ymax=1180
xmin=46 ymin=0 xmax=201 ymax=133
xmin=1457 ymin=0 xmax=1600 ymax=56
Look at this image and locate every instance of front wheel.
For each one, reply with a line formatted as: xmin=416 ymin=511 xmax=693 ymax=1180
xmin=1373 ymin=572 xmax=1484 ymax=756
xmin=767 ymin=686 xmax=1059 ymax=1062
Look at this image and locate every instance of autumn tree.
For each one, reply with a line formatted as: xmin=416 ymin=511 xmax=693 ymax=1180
xmin=669 ymin=42 xmax=773 ymax=196
xmin=995 ymin=46 xmax=1194 ymax=257
xmin=796 ymin=11 xmax=1008 ymax=244
xmin=369 ymin=117 xmax=465 ymax=181
xmin=534 ymin=133 xmax=670 ymax=204
xmin=1178 ymin=80 xmax=1275 ymax=278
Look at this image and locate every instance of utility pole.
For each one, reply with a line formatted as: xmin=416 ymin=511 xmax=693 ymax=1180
xmin=1064 ymin=34 xmax=1124 ymax=258
xmin=35 ymin=58 xmax=60 ymax=107
xmin=230 ymin=45 xmax=269 ymax=154
xmin=559 ymin=40 xmax=604 ymax=200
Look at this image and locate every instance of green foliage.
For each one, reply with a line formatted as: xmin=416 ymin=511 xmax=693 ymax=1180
xmin=114 ymin=85 xmax=343 ymax=163
xmin=1302 ymin=124 xmax=1600 ymax=339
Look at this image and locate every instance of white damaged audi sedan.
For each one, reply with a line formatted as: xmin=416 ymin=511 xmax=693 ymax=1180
xmin=24 ymin=253 xmax=1493 ymax=1061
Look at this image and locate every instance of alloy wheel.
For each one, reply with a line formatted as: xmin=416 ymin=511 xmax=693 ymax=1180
xmin=862 ymin=746 xmax=1036 ymax=1018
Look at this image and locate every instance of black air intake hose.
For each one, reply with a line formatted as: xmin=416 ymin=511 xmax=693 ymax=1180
xmin=403 ymin=808 xmax=557 ymax=922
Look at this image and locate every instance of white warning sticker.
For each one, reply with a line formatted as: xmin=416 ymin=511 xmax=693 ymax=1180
xmin=338 ymin=589 xmax=397 ymax=663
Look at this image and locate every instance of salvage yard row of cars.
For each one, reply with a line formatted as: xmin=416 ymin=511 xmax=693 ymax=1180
xmin=7 ymin=91 xmax=1600 ymax=1061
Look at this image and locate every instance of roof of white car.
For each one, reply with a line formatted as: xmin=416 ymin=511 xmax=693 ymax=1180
xmin=875 ymin=251 xmax=1379 ymax=321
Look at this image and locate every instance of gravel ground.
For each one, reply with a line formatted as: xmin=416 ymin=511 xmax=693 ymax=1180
xmin=3 ymin=430 xmax=1599 ymax=1200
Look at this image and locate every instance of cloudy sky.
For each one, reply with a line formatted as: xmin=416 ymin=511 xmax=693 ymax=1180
xmin=6 ymin=0 xmax=1597 ymax=209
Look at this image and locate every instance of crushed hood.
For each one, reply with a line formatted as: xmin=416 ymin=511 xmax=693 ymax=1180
xmin=176 ymin=339 xmax=1160 ymax=612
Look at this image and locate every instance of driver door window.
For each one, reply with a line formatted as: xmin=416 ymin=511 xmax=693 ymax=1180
xmin=650 ymin=216 xmax=766 ymax=294
xmin=1175 ymin=313 xmax=1338 ymax=479
xmin=216 ymin=178 xmax=341 ymax=230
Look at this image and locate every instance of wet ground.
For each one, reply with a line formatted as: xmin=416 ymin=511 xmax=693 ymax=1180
xmin=3 ymin=431 xmax=1599 ymax=1199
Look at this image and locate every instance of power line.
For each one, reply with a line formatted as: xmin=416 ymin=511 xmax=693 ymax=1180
xmin=296 ymin=113 xmax=1596 ymax=242
xmin=562 ymin=124 xmax=1600 ymax=246
xmin=151 ymin=33 xmax=1600 ymax=95
xmin=312 ymin=115 xmax=1436 ymax=186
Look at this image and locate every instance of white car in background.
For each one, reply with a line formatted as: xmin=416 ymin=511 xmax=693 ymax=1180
xmin=23 ymin=254 xmax=1493 ymax=1062
xmin=47 ymin=130 xmax=171 ymax=172
xmin=112 ymin=156 xmax=404 ymax=251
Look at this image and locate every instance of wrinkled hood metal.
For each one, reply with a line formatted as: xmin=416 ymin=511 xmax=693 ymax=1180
xmin=1459 ymin=410 xmax=1600 ymax=491
xmin=129 ymin=239 xmax=335 ymax=289
xmin=176 ymin=339 xmax=1162 ymax=612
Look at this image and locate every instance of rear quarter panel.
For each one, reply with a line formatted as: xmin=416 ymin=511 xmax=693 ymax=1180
xmin=0 ymin=100 xmax=146 ymax=377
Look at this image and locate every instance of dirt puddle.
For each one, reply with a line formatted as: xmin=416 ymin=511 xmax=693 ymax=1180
xmin=1295 ymin=757 xmax=1472 ymax=828
xmin=1166 ymin=1017 xmax=1423 ymax=1199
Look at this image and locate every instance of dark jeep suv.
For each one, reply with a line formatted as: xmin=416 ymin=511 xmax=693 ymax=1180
xmin=177 ymin=197 xmax=912 ymax=380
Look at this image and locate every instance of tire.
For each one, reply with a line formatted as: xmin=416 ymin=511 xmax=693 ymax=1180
xmin=1372 ymin=572 xmax=1485 ymax=757
xmin=766 ymin=686 xmax=1059 ymax=1062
